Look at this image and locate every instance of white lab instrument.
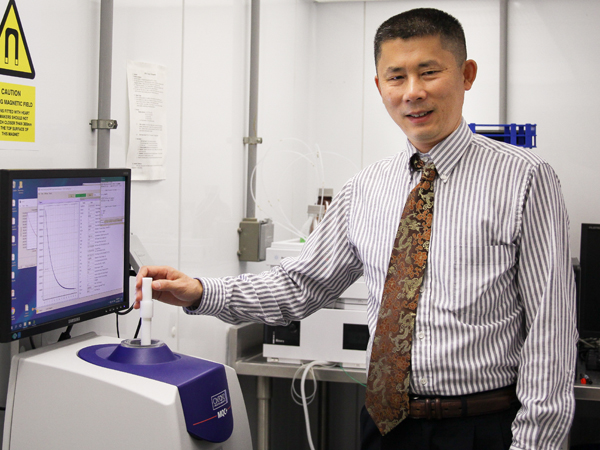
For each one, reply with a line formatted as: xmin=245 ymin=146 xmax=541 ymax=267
xmin=2 ymin=333 xmax=252 ymax=450
xmin=264 ymin=239 xmax=369 ymax=368
xmin=263 ymin=308 xmax=369 ymax=367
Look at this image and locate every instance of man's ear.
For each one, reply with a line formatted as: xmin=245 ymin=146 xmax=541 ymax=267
xmin=375 ymin=75 xmax=382 ymax=95
xmin=463 ymin=59 xmax=477 ymax=91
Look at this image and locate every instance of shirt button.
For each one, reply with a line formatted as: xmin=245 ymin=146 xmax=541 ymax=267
xmin=417 ymin=332 xmax=425 ymax=340
xmin=420 ymin=377 xmax=427 ymax=386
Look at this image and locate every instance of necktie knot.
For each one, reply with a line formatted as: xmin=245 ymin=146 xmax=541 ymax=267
xmin=412 ymin=155 xmax=437 ymax=183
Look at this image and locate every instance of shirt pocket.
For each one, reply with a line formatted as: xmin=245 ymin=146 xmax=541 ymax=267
xmin=451 ymin=244 xmax=517 ymax=322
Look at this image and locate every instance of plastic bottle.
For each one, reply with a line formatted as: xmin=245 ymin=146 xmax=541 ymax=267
xmin=317 ymin=188 xmax=333 ymax=214
xmin=300 ymin=204 xmax=324 ymax=243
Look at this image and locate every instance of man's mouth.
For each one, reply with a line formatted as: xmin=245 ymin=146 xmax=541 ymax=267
xmin=407 ymin=111 xmax=432 ymax=118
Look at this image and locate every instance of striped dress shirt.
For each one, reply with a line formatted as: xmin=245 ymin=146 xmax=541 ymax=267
xmin=191 ymin=119 xmax=578 ymax=450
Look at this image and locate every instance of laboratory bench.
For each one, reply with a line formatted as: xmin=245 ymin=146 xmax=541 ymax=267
xmin=228 ymin=322 xmax=365 ymax=450
xmin=228 ymin=323 xmax=599 ymax=450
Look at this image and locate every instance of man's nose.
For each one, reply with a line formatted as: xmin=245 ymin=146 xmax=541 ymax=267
xmin=405 ymin=77 xmax=426 ymax=102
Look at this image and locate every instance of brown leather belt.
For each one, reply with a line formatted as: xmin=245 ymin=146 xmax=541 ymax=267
xmin=408 ymin=385 xmax=518 ymax=420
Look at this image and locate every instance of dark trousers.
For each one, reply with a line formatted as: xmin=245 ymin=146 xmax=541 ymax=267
xmin=360 ymin=403 xmax=519 ymax=450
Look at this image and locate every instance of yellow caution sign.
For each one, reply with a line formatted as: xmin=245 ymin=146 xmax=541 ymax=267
xmin=0 ymin=81 xmax=35 ymax=141
xmin=0 ymin=0 xmax=34 ymax=79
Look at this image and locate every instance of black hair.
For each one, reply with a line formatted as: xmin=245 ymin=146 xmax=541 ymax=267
xmin=374 ymin=8 xmax=467 ymax=67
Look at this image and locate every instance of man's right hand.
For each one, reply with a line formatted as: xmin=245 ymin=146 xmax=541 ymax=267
xmin=134 ymin=266 xmax=203 ymax=310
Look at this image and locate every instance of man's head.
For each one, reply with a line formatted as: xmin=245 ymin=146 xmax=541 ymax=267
xmin=374 ymin=8 xmax=467 ymax=69
xmin=374 ymin=9 xmax=477 ymax=152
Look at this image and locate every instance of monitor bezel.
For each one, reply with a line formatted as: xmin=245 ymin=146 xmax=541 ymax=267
xmin=0 ymin=168 xmax=131 ymax=343
xmin=579 ymin=223 xmax=600 ymax=340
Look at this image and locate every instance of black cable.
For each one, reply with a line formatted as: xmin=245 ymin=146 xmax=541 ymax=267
xmin=115 ymin=303 xmax=136 ymax=339
xmin=58 ymin=325 xmax=73 ymax=342
xmin=118 ymin=267 xmax=137 ymax=318
xmin=29 ymin=335 xmax=36 ymax=350
xmin=115 ymin=266 xmax=139 ymax=338
xmin=116 ymin=304 xmax=135 ymax=316
xmin=116 ymin=315 xmax=141 ymax=340
xmin=0 ymin=407 xmax=5 ymax=411
xmin=134 ymin=318 xmax=141 ymax=339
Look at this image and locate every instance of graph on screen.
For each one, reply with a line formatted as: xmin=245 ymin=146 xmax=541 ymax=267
xmin=36 ymin=202 xmax=80 ymax=306
xmin=32 ymin=182 xmax=124 ymax=314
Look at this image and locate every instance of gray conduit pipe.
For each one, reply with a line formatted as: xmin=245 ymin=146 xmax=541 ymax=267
xmin=96 ymin=0 xmax=114 ymax=169
xmin=246 ymin=0 xmax=260 ymax=219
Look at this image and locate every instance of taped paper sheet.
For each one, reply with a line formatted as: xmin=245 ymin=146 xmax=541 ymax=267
xmin=126 ymin=61 xmax=167 ymax=180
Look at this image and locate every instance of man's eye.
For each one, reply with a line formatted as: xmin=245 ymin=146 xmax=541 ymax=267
xmin=423 ymin=70 xmax=440 ymax=76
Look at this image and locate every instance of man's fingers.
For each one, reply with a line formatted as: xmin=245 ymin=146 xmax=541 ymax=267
xmin=133 ymin=266 xmax=200 ymax=308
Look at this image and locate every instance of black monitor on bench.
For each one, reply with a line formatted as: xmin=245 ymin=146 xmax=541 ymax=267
xmin=579 ymin=223 xmax=600 ymax=339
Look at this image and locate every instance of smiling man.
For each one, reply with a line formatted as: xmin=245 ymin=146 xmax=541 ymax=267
xmin=360 ymin=9 xmax=576 ymax=450
xmin=135 ymin=8 xmax=577 ymax=450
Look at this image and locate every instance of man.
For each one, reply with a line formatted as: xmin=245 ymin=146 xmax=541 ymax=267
xmin=135 ymin=8 xmax=577 ymax=450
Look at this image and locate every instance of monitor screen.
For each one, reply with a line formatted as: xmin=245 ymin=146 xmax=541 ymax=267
xmin=579 ymin=223 xmax=600 ymax=339
xmin=0 ymin=168 xmax=131 ymax=343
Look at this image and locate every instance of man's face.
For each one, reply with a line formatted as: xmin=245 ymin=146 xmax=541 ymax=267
xmin=375 ymin=35 xmax=477 ymax=153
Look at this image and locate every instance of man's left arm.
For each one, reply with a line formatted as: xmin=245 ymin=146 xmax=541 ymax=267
xmin=511 ymin=162 xmax=578 ymax=450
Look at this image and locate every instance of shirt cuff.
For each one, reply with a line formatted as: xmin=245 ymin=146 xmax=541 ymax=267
xmin=183 ymin=277 xmax=227 ymax=316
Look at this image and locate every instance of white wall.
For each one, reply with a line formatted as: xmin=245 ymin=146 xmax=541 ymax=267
xmin=177 ymin=0 xmax=249 ymax=362
xmin=251 ymin=0 xmax=317 ymax=243
xmin=508 ymin=0 xmax=600 ymax=254
xmin=177 ymin=0 xmax=318 ymax=360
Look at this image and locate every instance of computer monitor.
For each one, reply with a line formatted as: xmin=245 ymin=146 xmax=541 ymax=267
xmin=0 ymin=168 xmax=131 ymax=343
xmin=579 ymin=223 xmax=600 ymax=339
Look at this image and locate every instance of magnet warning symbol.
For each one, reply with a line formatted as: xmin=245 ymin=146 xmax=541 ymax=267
xmin=0 ymin=0 xmax=34 ymax=79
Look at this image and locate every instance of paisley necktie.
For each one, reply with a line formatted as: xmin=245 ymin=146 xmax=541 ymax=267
xmin=365 ymin=156 xmax=437 ymax=435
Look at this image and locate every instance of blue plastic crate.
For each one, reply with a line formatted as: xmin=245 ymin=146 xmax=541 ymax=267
xmin=468 ymin=123 xmax=537 ymax=149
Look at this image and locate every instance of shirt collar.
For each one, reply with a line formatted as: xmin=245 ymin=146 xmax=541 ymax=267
xmin=405 ymin=118 xmax=473 ymax=183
